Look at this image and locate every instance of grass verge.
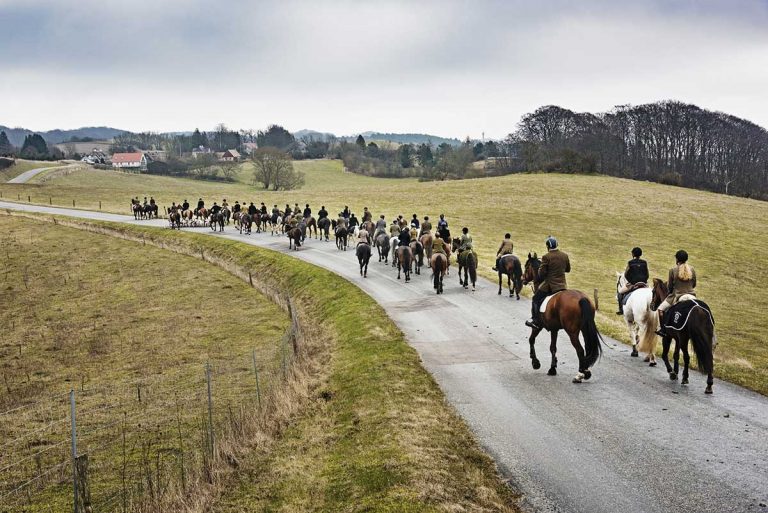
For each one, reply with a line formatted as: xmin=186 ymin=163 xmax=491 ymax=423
xmin=0 ymin=160 xmax=60 ymax=183
xmin=2 ymin=210 xmax=519 ymax=512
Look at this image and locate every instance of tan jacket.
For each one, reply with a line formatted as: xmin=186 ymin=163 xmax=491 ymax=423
xmin=497 ymin=239 xmax=514 ymax=256
xmin=667 ymin=264 xmax=696 ymax=303
xmin=538 ymin=249 xmax=570 ymax=294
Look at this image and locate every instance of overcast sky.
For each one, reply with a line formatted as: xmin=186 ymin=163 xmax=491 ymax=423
xmin=1 ymin=0 xmax=767 ymax=139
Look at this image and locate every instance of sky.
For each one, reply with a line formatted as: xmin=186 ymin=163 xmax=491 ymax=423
xmin=1 ymin=0 xmax=767 ymax=139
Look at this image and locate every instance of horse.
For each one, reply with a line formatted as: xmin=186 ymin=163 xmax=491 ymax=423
xmin=362 ymin=220 xmax=375 ymax=236
xmin=305 ymin=216 xmax=318 ymax=239
xmin=145 ymin=203 xmax=158 ymax=219
xmin=650 ymin=278 xmax=716 ymax=394
xmin=239 ymin=213 xmax=252 ymax=235
xmin=396 ymin=245 xmax=413 ymax=282
xmin=132 ymin=202 xmax=143 ymax=220
xmin=390 ymin=236 xmax=400 ymax=268
xmin=209 ymin=211 xmax=225 ymax=232
xmin=271 ymin=215 xmax=283 ymax=236
xmin=409 ymin=240 xmax=423 ymax=275
xmin=374 ymin=232 xmax=390 ymax=263
xmin=451 ymin=238 xmax=478 ymax=290
xmin=181 ymin=209 xmax=193 ymax=226
xmin=616 ymin=273 xmax=658 ymax=365
xmin=168 ymin=209 xmax=182 ymax=230
xmin=420 ymin=231 xmax=434 ymax=261
xmin=431 ymin=252 xmax=448 ymax=294
xmin=287 ymin=226 xmax=302 ymax=250
xmin=497 ymin=254 xmax=523 ymax=298
xmin=318 ymin=217 xmax=331 ymax=241
xmin=196 ymin=207 xmax=208 ymax=221
xmin=232 ymin=211 xmax=242 ymax=229
xmin=356 ymin=243 xmax=372 ymax=277
xmin=523 ymin=253 xmax=603 ymax=383
xmin=335 ymin=225 xmax=348 ymax=251
xmin=221 ymin=207 xmax=231 ymax=225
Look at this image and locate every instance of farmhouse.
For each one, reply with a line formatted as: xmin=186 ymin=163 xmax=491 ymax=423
xmin=111 ymin=152 xmax=147 ymax=171
xmin=220 ymin=149 xmax=241 ymax=161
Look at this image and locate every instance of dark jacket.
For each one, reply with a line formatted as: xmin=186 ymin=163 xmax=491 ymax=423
xmin=318 ymin=208 xmax=328 ymax=219
xmin=211 ymin=205 xmax=221 ymax=214
xmin=398 ymin=230 xmax=411 ymax=246
xmin=182 ymin=201 xmax=189 ymax=210
xmin=197 ymin=200 xmax=205 ymax=209
xmin=233 ymin=203 xmax=241 ymax=213
xmin=248 ymin=204 xmax=257 ymax=215
xmin=624 ymin=258 xmax=649 ymax=284
xmin=538 ymin=249 xmax=570 ymax=294
xmin=260 ymin=205 xmax=267 ymax=214
xmin=349 ymin=215 xmax=359 ymax=228
xmin=343 ymin=207 xmax=350 ymax=219
xmin=411 ymin=218 xmax=420 ymax=228
xmin=303 ymin=207 xmax=311 ymax=217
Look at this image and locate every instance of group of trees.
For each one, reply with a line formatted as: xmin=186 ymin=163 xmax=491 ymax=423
xmin=511 ymin=101 xmax=768 ymax=198
xmin=0 ymin=130 xmax=63 ymax=160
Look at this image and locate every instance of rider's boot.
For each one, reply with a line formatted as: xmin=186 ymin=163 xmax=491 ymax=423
xmin=654 ymin=311 xmax=666 ymax=337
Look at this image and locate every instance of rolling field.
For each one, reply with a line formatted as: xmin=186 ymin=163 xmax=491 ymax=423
xmin=0 ymin=215 xmax=289 ymax=511
xmin=2 ymin=160 xmax=767 ymax=395
xmin=0 ymin=159 xmax=60 ymax=183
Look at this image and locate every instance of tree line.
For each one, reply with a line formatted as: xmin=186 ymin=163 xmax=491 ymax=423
xmin=0 ymin=131 xmax=64 ymax=160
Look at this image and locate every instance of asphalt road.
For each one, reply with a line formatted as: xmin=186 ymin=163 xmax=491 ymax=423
xmin=5 ymin=163 xmax=76 ymax=184
xmin=3 ymin=200 xmax=767 ymax=513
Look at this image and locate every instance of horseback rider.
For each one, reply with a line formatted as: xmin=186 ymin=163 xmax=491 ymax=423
xmin=143 ymin=196 xmax=148 ymax=206
xmin=303 ymin=203 xmax=311 ymax=218
xmin=398 ymin=226 xmax=411 ymax=246
xmin=437 ymin=214 xmax=448 ymax=231
xmin=260 ymin=202 xmax=267 ymax=215
xmin=374 ymin=215 xmax=387 ymax=237
xmin=409 ymin=226 xmax=418 ymax=241
xmin=336 ymin=212 xmax=348 ymax=229
xmin=493 ymin=233 xmax=514 ymax=271
xmin=149 ymin=196 xmax=155 ymax=206
xmin=458 ymin=227 xmax=473 ymax=251
xmin=182 ymin=199 xmax=190 ymax=211
xmin=221 ymin=198 xmax=229 ymax=209
xmin=438 ymin=225 xmax=451 ymax=243
xmin=526 ymin=236 xmax=571 ymax=330
xmin=389 ymin=219 xmax=401 ymax=238
xmin=617 ymin=247 xmax=649 ymax=315
xmin=656 ymin=250 xmax=697 ymax=337
xmin=411 ymin=214 xmax=420 ymax=229
xmin=420 ymin=216 xmax=432 ymax=236
xmin=357 ymin=227 xmax=370 ymax=246
xmin=343 ymin=206 xmax=350 ymax=219
xmin=233 ymin=201 xmax=241 ymax=213
xmin=349 ymin=213 xmax=359 ymax=230
xmin=362 ymin=207 xmax=372 ymax=222
xmin=210 ymin=202 xmax=221 ymax=215
xmin=293 ymin=203 xmax=301 ymax=216
xmin=318 ymin=205 xmax=329 ymax=220
xmin=197 ymin=198 xmax=205 ymax=211
xmin=430 ymin=233 xmax=450 ymax=269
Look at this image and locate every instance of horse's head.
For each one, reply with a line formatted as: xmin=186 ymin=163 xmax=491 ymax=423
xmin=522 ymin=252 xmax=541 ymax=285
xmin=451 ymin=237 xmax=461 ymax=252
xmin=649 ymin=278 xmax=668 ymax=311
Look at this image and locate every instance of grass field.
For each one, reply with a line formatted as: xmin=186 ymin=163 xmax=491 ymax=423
xmin=2 ymin=160 xmax=766 ymax=396
xmin=0 ymin=215 xmax=289 ymax=511
xmin=0 ymin=159 xmax=60 ymax=182
xmin=4 ymin=213 xmax=518 ymax=512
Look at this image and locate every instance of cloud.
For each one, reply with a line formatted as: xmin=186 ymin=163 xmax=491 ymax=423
xmin=1 ymin=0 xmax=767 ymax=137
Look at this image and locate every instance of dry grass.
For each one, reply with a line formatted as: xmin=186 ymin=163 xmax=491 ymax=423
xmin=0 ymin=159 xmax=60 ymax=183
xmin=1 ymin=161 xmax=766 ymax=395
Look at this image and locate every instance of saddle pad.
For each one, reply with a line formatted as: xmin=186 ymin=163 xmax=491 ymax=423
xmin=540 ymin=291 xmax=563 ymax=313
xmin=663 ymin=299 xmax=714 ymax=331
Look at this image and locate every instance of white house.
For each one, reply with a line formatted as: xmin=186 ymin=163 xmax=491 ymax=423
xmin=111 ymin=152 xmax=147 ymax=171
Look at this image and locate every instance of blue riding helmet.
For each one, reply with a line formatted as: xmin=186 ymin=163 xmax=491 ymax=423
xmin=545 ymin=236 xmax=558 ymax=250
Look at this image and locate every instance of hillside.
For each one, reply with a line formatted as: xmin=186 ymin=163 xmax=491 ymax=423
xmin=0 ymin=125 xmax=128 ymax=146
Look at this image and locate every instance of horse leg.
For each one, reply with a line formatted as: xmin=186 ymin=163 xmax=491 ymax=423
xmin=680 ymin=335 xmax=690 ymax=385
xmin=661 ymin=336 xmax=674 ymax=378
xmin=672 ymin=337 xmax=681 ymax=381
xmin=548 ymin=330 xmax=558 ymax=375
xmin=569 ymin=331 xmax=588 ymax=383
xmin=498 ymin=272 xmax=502 ymax=295
xmin=629 ymin=319 xmax=639 ymax=357
xmin=508 ymin=274 xmax=513 ymax=297
xmin=529 ymin=328 xmax=542 ymax=370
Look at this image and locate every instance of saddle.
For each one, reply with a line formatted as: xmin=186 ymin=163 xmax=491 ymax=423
xmin=662 ymin=299 xmax=714 ymax=331
xmin=539 ymin=291 xmax=563 ymax=313
xmin=621 ymin=283 xmax=648 ymax=305
xmin=457 ymin=249 xmax=476 ymax=266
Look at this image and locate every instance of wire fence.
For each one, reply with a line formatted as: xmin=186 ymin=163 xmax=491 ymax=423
xmin=0 ymin=312 xmax=299 ymax=513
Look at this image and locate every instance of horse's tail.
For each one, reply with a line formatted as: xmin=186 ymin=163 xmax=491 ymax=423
xmin=513 ymin=258 xmax=523 ymax=289
xmin=637 ymin=304 xmax=659 ymax=355
xmin=689 ymin=310 xmax=714 ymax=375
xmin=468 ymin=253 xmax=477 ymax=284
xmin=579 ymin=297 xmax=603 ymax=368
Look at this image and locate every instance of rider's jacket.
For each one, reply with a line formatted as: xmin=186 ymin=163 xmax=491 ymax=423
xmin=459 ymin=233 xmax=473 ymax=251
xmin=211 ymin=205 xmax=221 ymax=214
xmin=667 ymin=264 xmax=697 ymax=302
xmin=233 ymin=203 xmax=241 ymax=213
xmin=318 ymin=208 xmax=328 ymax=219
xmin=398 ymin=230 xmax=411 ymax=246
xmin=421 ymin=221 xmax=432 ymax=233
xmin=497 ymin=239 xmax=514 ymax=256
xmin=248 ymin=204 xmax=257 ymax=215
xmin=411 ymin=218 xmax=420 ymax=228
xmin=538 ymin=249 xmax=571 ymax=294
xmin=432 ymin=237 xmax=448 ymax=255
xmin=624 ymin=258 xmax=649 ymax=285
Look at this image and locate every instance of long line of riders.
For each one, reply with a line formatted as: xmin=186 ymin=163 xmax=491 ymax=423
xmin=143 ymin=197 xmax=718 ymax=395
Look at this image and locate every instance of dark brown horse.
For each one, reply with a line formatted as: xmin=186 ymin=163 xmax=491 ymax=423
xmin=396 ymin=245 xmax=413 ymax=282
xmin=409 ymin=240 xmax=423 ymax=275
xmin=431 ymin=252 xmax=448 ymax=294
xmin=523 ymin=254 xmax=603 ymax=382
xmin=650 ymin=279 xmax=716 ymax=394
xmin=356 ymin=242 xmax=371 ymax=277
xmin=497 ymin=254 xmax=523 ymax=299
xmin=305 ymin=216 xmax=318 ymax=239
xmin=168 ymin=209 xmax=181 ymax=229
xmin=239 ymin=213 xmax=252 ymax=235
xmin=318 ymin=217 xmax=331 ymax=241
xmin=451 ymin=238 xmax=478 ymax=290
xmin=287 ymin=226 xmax=302 ymax=250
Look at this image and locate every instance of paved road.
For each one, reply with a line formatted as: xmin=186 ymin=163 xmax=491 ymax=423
xmin=3 ymin=200 xmax=767 ymax=513
xmin=6 ymin=163 xmax=76 ymax=184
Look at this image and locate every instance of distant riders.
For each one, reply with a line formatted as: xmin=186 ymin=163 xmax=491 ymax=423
xmin=526 ymin=236 xmax=571 ymax=330
xmin=616 ymin=247 xmax=649 ymax=315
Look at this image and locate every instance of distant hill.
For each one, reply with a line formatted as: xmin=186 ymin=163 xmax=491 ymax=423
xmin=0 ymin=125 xmax=129 ymax=147
xmin=295 ymin=129 xmax=337 ymax=141
xmin=357 ymin=132 xmax=462 ymax=146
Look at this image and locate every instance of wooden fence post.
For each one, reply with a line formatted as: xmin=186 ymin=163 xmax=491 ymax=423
xmin=593 ymin=288 xmax=599 ymax=311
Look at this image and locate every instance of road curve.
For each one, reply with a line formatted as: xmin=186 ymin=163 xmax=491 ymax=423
xmin=2 ymin=200 xmax=767 ymax=513
xmin=6 ymin=163 xmax=76 ymax=184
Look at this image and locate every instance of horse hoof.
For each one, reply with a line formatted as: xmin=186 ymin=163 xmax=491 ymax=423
xmin=531 ymin=359 xmax=541 ymax=370
xmin=547 ymin=368 xmax=557 ymax=376
xmin=516 ymin=296 xmax=520 ymax=300
xmin=643 ymin=355 xmax=650 ymax=362
xmin=705 ymin=386 xmax=713 ymax=394
xmin=631 ymin=350 xmax=639 ymax=357
xmin=669 ymin=373 xmax=678 ymax=381
xmin=572 ymin=374 xmax=584 ymax=383
xmin=681 ymin=378 xmax=689 ymax=385
xmin=498 ymin=290 xmax=501 ymax=295
xmin=583 ymin=370 xmax=592 ymax=380
xmin=649 ymin=361 xmax=657 ymax=367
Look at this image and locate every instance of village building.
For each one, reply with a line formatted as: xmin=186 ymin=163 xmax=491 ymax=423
xmin=111 ymin=152 xmax=147 ymax=171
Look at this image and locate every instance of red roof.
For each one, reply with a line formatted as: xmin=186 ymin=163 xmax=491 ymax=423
xmin=112 ymin=152 xmax=144 ymax=163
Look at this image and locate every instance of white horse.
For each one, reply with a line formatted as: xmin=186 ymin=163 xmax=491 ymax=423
xmin=616 ymin=273 xmax=659 ymax=365
xmin=390 ymin=236 xmax=400 ymax=267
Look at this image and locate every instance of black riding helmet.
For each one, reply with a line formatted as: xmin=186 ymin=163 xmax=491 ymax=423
xmin=632 ymin=247 xmax=642 ymax=258
xmin=675 ymin=250 xmax=689 ymax=263
xmin=545 ymin=236 xmax=558 ymax=249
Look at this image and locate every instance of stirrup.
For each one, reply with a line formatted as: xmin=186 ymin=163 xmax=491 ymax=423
xmin=525 ymin=319 xmax=541 ymax=329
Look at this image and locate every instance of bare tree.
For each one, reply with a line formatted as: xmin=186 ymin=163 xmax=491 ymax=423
xmin=252 ymin=148 xmax=304 ymax=190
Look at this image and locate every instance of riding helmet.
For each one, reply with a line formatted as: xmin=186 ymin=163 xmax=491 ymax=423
xmin=675 ymin=250 xmax=688 ymax=263
xmin=632 ymin=247 xmax=642 ymax=257
xmin=545 ymin=236 xmax=558 ymax=249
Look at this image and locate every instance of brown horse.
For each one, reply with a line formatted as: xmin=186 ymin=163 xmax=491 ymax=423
xmin=523 ymin=254 xmax=603 ymax=382
xmin=168 ymin=209 xmax=181 ymax=230
xmin=650 ymin=279 xmax=716 ymax=394
xmin=396 ymin=245 xmax=413 ymax=282
xmin=362 ymin=220 xmax=375 ymax=236
xmin=431 ymin=252 xmax=448 ymax=294
xmin=409 ymin=240 xmax=423 ymax=275
xmin=287 ymin=226 xmax=302 ymax=250
xmin=239 ymin=213 xmax=252 ymax=235
xmin=497 ymin=254 xmax=523 ymax=299
xmin=196 ymin=207 xmax=208 ymax=221
xmin=451 ymin=238 xmax=478 ymax=290
xmin=305 ymin=216 xmax=318 ymax=239
xmin=420 ymin=232 xmax=434 ymax=261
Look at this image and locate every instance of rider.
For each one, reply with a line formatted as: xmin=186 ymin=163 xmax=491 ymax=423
xmin=210 ymin=202 xmax=221 ymax=215
xmin=233 ymin=201 xmax=241 ymax=213
xmin=458 ymin=227 xmax=473 ymax=252
xmin=357 ymin=226 xmax=370 ymax=246
xmin=182 ymin=199 xmax=190 ymax=211
xmin=420 ymin=216 xmax=432 ymax=236
xmin=149 ymin=196 xmax=156 ymax=206
xmin=410 ymin=214 xmax=420 ymax=229
xmin=293 ymin=203 xmax=301 ymax=216
xmin=197 ymin=198 xmax=205 ymax=212
xmin=318 ymin=205 xmax=328 ymax=220
xmin=260 ymin=202 xmax=268 ymax=215
xmin=143 ymin=196 xmax=148 ymax=206
xmin=221 ymin=198 xmax=229 ymax=209
xmin=375 ymin=215 xmax=387 ymax=237
xmin=343 ymin=206 xmax=350 ymax=219
xmin=438 ymin=224 xmax=451 ymax=244
xmin=617 ymin=247 xmax=649 ymax=315
xmin=430 ymin=233 xmax=450 ymax=269
xmin=285 ymin=204 xmax=292 ymax=216
xmin=362 ymin=207 xmax=372 ymax=222
xmin=656 ymin=250 xmax=697 ymax=337
xmin=248 ymin=202 xmax=257 ymax=216
xmin=437 ymin=214 xmax=448 ymax=232
xmin=526 ymin=236 xmax=571 ymax=330
xmin=398 ymin=226 xmax=411 ymax=246
xmin=303 ymin=203 xmax=311 ymax=218
xmin=389 ymin=219 xmax=401 ymax=238
xmin=493 ymin=233 xmax=514 ymax=271
xmin=348 ymin=213 xmax=359 ymax=230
